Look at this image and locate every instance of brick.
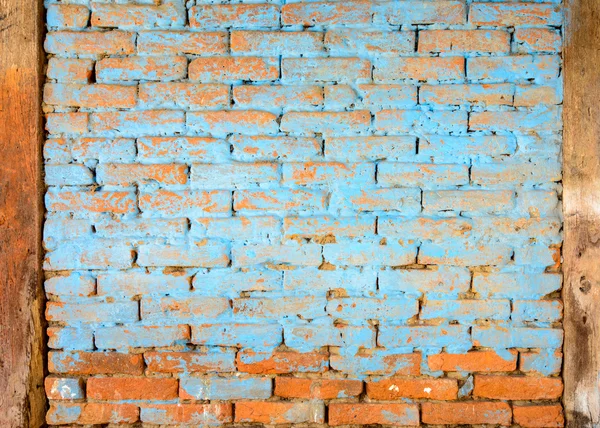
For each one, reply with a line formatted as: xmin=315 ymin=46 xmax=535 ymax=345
xmin=367 ymin=378 xmax=458 ymax=400
xmin=45 ymin=273 xmax=94 ymax=297
xmin=235 ymin=401 xmax=325 ymax=424
xmin=515 ymin=28 xmax=562 ymax=53
xmin=45 ymin=377 xmax=84 ymax=400
xmin=43 ymin=138 xmax=71 ymax=164
xmin=140 ymin=32 xmax=225 ymax=56
xmin=468 ymin=55 xmax=560 ymax=82
xmin=45 ymin=164 xmax=94 ymax=186
xmin=191 ymin=324 xmax=282 ymax=349
xmin=282 ymin=162 xmax=373 ymax=186
xmin=193 ymin=269 xmax=283 ymax=297
xmin=276 ymin=377 xmax=362 ymax=399
xmin=329 ymin=403 xmax=419 ymax=426
xmin=283 ymin=216 xmax=375 ymax=240
xmin=231 ymin=135 xmax=322 ymax=161
xmin=71 ymin=137 xmax=136 ymax=162
xmin=357 ymin=84 xmax=418 ymax=109
xmin=513 ymin=404 xmax=564 ymax=427
xmin=381 ymin=217 xmax=473 ymax=242
xmin=140 ymin=404 xmax=232 ymax=425
xmin=180 ymin=376 xmax=271 ymax=400
xmin=330 ymin=352 xmax=421 ymax=376
xmin=422 ymin=402 xmax=511 ymax=425
xmin=378 ymin=325 xmax=470 ymax=350
xmin=138 ymin=137 xmax=229 ymax=163
xmin=139 ymin=83 xmax=229 ymax=110
xmin=378 ymin=162 xmax=468 ymax=188
xmin=95 ymin=325 xmax=190 ymax=349
xmin=513 ymin=300 xmax=563 ymax=323
xmin=282 ymin=58 xmax=371 ymax=83
xmin=47 ymin=58 xmax=94 ymax=83
xmin=470 ymin=108 xmax=562 ymax=133
xmin=97 ymin=56 xmax=186 ymax=81
xmin=471 ymin=161 xmax=562 ymax=187
xmin=46 ymin=301 xmax=138 ymax=323
xmin=191 ymin=162 xmax=279 ymax=189
xmin=44 ymin=219 xmax=93 ymax=249
xmin=235 ymin=189 xmax=326 ymax=213
xmin=190 ymin=4 xmax=279 ymax=29
xmin=233 ymin=85 xmax=323 ymax=113
xmin=331 ymin=188 xmax=421 ymax=214
xmin=423 ymin=190 xmax=514 ymax=215
xmin=521 ymin=349 xmax=562 ymax=375
xmin=237 ymin=350 xmax=328 ymax=374
xmin=231 ymin=31 xmax=324 ymax=56
xmin=233 ymin=244 xmax=322 ymax=267
xmin=324 ymin=242 xmax=417 ymax=267
xmin=378 ymin=267 xmax=471 ymax=298
xmin=91 ymin=2 xmax=185 ymax=28
xmin=420 ymin=83 xmax=514 ymax=106
xmin=470 ymin=2 xmax=562 ymax=26
xmin=378 ymin=109 xmax=468 ymax=134
xmin=327 ymin=297 xmax=418 ymax=321
xmin=44 ymin=241 xmax=133 ymax=270
xmin=282 ymin=1 xmax=372 ymax=25
xmin=419 ymin=30 xmax=509 ymax=54
xmin=285 ymin=324 xmax=374 ymax=351
xmin=139 ymin=189 xmax=230 ymax=217
xmin=428 ymin=351 xmax=517 ymax=372
xmin=233 ymin=296 xmax=326 ymax=320
xmin=47 ymin=403 xmax=139 ymax=425
xmin=187 ymin=111 xmax=279 ymax=137
xmin=419 ymin=135 xmax=516 ymax=158
xmin=419 ymin=241 xmax=512 ymax=266
xmin=144 ymin=350 xmax=236 ymax=374
xmin=87 ymin=377 xmax=178 ymax=400
xmin=95 ymin=218 xmax=187 ymax=239
xmin=189 ymin=57 xmax=278 ymax=82
xmin=325 ymin=136 xmax=415 ymax=162
xmin=374 ymin=1 xmax=465 ymax=25
xmin=47 ymin=326 xmax=94 ymax=350
xmin=137 ymin=242 xmax=229 ymax=267
xmin=194 ymin=216 xmax=281 ymax=241
xmin=281 ymin=111 xmax=371 ymax=136
xmin=90 ymin=110 xmax=185 ymax=135
xmin=47 ymin=4 xmax=89 ymax=28
xmin=422 ymin=299 xmax=511 ymax=321
xmin=326 ymin=29 xmax=415 ymax=56
xmin=44 ymin=83 xmax=136 ymax=108
xmin=97 ymin=163 xmax=187 ymax=186
xmin=515 ymin=84 xmax=562 ymax=106
xmin=284 ymin=268 xmax=377 ymax=296
xmin=374 ymin=57 xmax=464 ymax=82
xmin=473 ymin=272 xmax=562 ymax=299
xmin=45 ymin=31 xmax=135 ymax=55
xmin=142 ymin=295 xmax=229 ymax=321
xmin=46 ymin=112 xmax=88 ymax=135
xmin=48 ymin=351 xmax=144 ymax=375
xmin=474 ymin=375 xmax=563 ymax=400
xmin=472 ymin=326 xmax=563 ymax=349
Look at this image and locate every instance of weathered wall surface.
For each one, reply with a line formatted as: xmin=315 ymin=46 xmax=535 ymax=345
xmin=42 ymin=0 xmax=564 ymax=426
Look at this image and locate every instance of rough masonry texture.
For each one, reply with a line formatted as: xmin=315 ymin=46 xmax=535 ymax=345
xmin=43 ymin=0 xmax=564 ymax=426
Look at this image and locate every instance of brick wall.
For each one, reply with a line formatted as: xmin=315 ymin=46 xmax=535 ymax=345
xmin=43 ymin=0 xmax=564 ymax=426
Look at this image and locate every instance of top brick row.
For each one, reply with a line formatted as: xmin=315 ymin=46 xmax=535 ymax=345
xmin=48 ymin=2 xmax=562 ymax=30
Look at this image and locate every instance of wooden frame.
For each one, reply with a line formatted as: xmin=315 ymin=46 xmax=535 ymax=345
xmin=0 ymin=0 xmax=46 ymax=425
xmin=563 ymin=0 xmax=600 ymax=426
xmin=0 ymin=0 xmax=599 ymax=425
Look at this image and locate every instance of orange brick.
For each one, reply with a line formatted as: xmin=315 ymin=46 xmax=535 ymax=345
xmin=374 ymin=57 xmax=464 ymax=82
xmin=419 ymin=30 xmax=510 ymax=54
xmin=237 ymin=350 xmax=328 ymax=374
xmin=422 ymin=402 xmax=511 ymax=425
xmin=190 ymin=4 xmax=279 ymax=29
xmin=140 ymin=404 xmax=232 ymax=424
xmin=329 ymin=403 xmax=419 ymax=426
xmin=470 ymin=3 xmax=562 ymax=26
xmin=48 ymin=351 xmax=144 ymax=375
xmin=137 ymin=31 xmax=227 ymax=55
xmin=275 ymin=377 xmax=362 ymax=399
xmin=144 ymin=350 xmax=234 ymax=373
xmin=233 ymin=84 xmax=323 ymax=112
xmin=87 ymin=377 xmax=178 ymax=400
xmin=282 ymin=1 xmax=372 ymax=25
xmin=513 ymin=404 xmax=564 ymax=427
xmin=96 ymin=56 xmax=187 ymax=81
xmin=235 ymin=401 xmax=324 ymax=424
xmin=46 ymin=190 xmax=136 ymax=214
xmin=367 ymin=378 xmax=458 ymax=400
xmin=47 ymin=403 xmax=139 ymax=425
xmin=91 ymin=3 xmax=184 ymax=28
xmin=473 ymin=375 xmax=563 ymax=400
xmin=189 ymin=57 xmax=278 ymax=82
xmin=44 ymin=83 xmax=136 ymax=108
xmin=428 ymin=350 xmax=517 ymax=372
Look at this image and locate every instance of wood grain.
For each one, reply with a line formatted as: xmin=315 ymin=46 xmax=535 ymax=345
xmin=563 ymin=0 xmax=600 ymax=425
xmin=0 ymin=0 xmax=46 ymax=425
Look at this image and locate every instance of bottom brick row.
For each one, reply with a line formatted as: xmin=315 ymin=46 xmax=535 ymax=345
xmin=47 ymin=401 xmax=564 ymax=427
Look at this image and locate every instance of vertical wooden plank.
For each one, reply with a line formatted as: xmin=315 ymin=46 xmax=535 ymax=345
xmin=563 ymin=0 xmax=600 ymax=425
xmin=0 ymin=0 xmax=46 ymax=424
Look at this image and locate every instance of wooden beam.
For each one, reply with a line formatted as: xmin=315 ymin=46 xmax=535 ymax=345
xmin=0 ymin=0 xmax=46 ymax=424
xmin=563 ymin=0 xmax=600 ymax=425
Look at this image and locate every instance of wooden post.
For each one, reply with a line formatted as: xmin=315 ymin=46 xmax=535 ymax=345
xmin=0 ymin=0 xmax=46 ymax=425
xmin=563 ymin=0 xmax=600 ymax=425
